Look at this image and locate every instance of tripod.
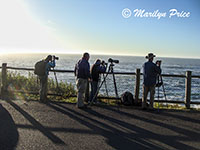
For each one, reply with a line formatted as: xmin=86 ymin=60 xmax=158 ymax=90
xmin=53 ymin=68 xmax=60 ymax=94
xmin=156 ymin=74 xmax=167 ymax=111
xmin=90 ymin=62 xmax=119 ymax=105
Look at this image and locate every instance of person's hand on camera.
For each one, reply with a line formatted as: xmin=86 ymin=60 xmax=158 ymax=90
xmin=101 ymin=60 xmax=105 ymax=66
xmin=156 ymin=60 xmax=161 ymax=67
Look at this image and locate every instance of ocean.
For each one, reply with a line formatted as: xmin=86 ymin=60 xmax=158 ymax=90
xmin=0 ymin=53 xmax=200 ymax=103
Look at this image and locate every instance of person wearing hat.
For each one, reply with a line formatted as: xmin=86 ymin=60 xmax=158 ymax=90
xmin=89 ymin=59 xmax=106 ymax=104
xmin=142 ymin=53 xmax=161 ymax=110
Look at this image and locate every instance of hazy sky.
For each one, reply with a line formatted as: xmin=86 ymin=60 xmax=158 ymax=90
xmin=0 ymin=0 xmax=199 ymax=58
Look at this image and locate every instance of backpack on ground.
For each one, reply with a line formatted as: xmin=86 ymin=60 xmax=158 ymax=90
xmin=121 ymin=91 xmax=134 ymax=106
xmin=34 ymin=60 xmax=47 ymax=76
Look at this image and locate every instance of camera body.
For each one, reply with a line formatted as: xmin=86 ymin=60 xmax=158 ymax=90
xmin=53 ymin=55 xmax=59 ymax=60
xmin=156 ymin=60 xmax=162 ymax=66
xmin=156 ymin=60 xmax=162 ymax=63
xmin=108 ymin=58 xmax=119 ymax=64
xmin=101 ymin=60 xmax=108 ymax=66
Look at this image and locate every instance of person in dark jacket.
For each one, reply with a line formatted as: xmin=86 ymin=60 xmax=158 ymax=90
xmin=89 ymin=59 xmax=106 ymax=104
xmin=74 ymin=52 xmax=91 ymax=108
xmin=142 ymin=53 xmax=161 ymax=109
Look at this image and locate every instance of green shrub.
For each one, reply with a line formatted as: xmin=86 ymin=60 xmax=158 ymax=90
xmin=5 ymin=71 xmax=76 ymax=100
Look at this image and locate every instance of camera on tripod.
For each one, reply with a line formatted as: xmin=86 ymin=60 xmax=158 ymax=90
xmin=53 ymin=55 xmax=59 ymax=60
xmin=101 ymin=60 xmax=108 ymax=66
xmin=90 ymin=57 xmax=120 ymax=105
xmin=156 ymin=60 xmax=162 ymax=66
xmin=156 ymin=60 xmax=162 ymax=63
xmin=108 ymin=58 xmax=119 ymax=64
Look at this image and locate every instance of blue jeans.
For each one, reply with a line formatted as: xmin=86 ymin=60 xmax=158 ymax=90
xmin=90 ymin=81 xmax=98 ymax=102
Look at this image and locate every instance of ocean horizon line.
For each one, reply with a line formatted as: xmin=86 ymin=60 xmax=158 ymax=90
xmin=1 ymin=52 xmax=200 ymax=60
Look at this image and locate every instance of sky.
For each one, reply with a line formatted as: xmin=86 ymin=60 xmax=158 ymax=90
xmin=0 ymin=0 xmax=199 ymax=58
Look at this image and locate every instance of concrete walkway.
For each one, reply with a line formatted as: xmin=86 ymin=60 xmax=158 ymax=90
xmin=0 ymin=99 xmax=200 ymax=150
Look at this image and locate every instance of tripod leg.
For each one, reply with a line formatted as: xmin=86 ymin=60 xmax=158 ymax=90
xmin=110 ymin=67 xmax=120 ymax=111
xmin=161 ymin=77 xmax=167 ymax=101
xmin=53 ymin=69 xmax=59 ymax=93
xmin=102 ymin=74 xmax=109 ymax=104
xmin=160 ymin=75 xmax=168 ymax=108
xmin=111 ymin=68 xmax=119 ymax=98
xmin=90 ymin=67 xmax=110 ymax=105
xmin=157 ymin=75 xmax=160 ymax=110
xmin=103 ymin=74 xmax=109 ymax=97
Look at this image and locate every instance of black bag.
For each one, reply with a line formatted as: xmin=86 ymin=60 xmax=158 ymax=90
xmin=121 ymin=91 xmax=134 ymax=106
xmin=34 ymin=60 xmax=47 ymax=76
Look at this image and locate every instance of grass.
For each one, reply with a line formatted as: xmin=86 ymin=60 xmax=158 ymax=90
xmin=0 ymin=71 xmax=199 ymax=110
xmin=2 ymin=71 xmax=76 ymax=101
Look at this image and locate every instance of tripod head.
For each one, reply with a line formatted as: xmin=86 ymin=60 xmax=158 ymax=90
xmin=107 ymin=58 xmax=119 ymax=70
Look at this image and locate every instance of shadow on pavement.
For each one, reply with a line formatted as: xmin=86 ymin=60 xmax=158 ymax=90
xmin=7 ymin=100 xmax=65 ymax=145
xmin=48 ymin=101 xmax=200 ymax=150
xmin=0 ymin=104 xmax=19 ymax=150
xmin=46 ymin=102 xmax=163 ymax=150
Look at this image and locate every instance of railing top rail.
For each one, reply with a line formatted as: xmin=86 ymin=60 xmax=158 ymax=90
xmin=3 ymin=66 xmax=200 ymax=78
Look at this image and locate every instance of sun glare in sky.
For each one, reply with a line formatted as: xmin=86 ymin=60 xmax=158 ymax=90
xmin=0 ymin=0 xmax=71 ymax=54
xmin=0 ymin=0 xmax=199 ymax=58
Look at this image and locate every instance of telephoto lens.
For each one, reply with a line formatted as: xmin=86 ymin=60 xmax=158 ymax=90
xmin=108 ymin=58 xmax=119 ymax=64
xmin=53 ymin=56 xmax=59 ymax=60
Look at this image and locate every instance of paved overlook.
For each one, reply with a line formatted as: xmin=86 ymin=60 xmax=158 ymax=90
xmin=0 ymin=99 xmax=200 ymax=150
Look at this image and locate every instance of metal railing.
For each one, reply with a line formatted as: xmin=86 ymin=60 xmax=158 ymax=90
xmin=1 ymin=63 xmax=200 ymax=108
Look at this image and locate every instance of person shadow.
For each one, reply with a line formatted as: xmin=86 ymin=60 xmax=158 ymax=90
xmin=0 ymin=104 xmax=19 ymax=150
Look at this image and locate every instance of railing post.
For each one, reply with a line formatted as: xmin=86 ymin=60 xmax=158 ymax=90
xmin=134 ymin=68 xmax=140 ymax=104
xmin=185 ymin=71 xmax=192 ymax=109
xmin=1 ymin=63 xmax=8 ymax=99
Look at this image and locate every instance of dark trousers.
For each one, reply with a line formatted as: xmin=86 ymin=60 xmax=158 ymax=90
xmin=90 ymin=81 xmax=98 ymax=102
xmin=39 ymin=75 xmax=48 ymax=102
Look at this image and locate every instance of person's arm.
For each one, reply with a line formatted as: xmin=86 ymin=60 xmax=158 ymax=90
xmin=97 ymin=65 xmax=106 ymax=73
xmin=48 ymin=60 xmax=56 ymax=68
xmin=45 ymin=60 xmax=56 ymax=75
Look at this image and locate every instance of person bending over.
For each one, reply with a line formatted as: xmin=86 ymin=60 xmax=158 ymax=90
xmin=89 ymin=59 xmax=106 ymax=104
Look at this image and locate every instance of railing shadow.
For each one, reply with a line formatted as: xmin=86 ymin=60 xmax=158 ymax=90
xmin=51 ymin=101 xmax=200 ymax=150
xmin=6 ymin=100 xmax=65 ymax=145
xmin=97 ymin=105 xmax=200 ymax=149
xmin=46 ymin=102 xmax=169 ymax=150
xmin=0 ymin=104 xmax=19 ymax=150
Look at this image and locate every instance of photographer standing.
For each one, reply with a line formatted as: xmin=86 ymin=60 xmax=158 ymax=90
xmin=89 ymin=59 xmax=106 ymax=104
xmin=74 ymin=52 xmax=91 ymax=108
xmin=34 ymin=55 xmax=56 ymax=102
xmin=142 ymin=53 xmax=161 ymax=110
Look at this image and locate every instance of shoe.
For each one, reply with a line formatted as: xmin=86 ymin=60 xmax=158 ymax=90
xmin=142 ymin=107 xmax=147 ymax=110
xmin=78 ymin=105 xmax=88 ymax=109
xmin=148 ymin=107 xmax=155 ymax=111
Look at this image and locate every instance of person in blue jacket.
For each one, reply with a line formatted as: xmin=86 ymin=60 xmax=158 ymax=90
xmin=39 ymin=55 xmax=56 ymax=102
xmin=142 ymin=53 xmax=161 ymax=109
xmin=74 ymin=52 xmax=91 ymax=108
